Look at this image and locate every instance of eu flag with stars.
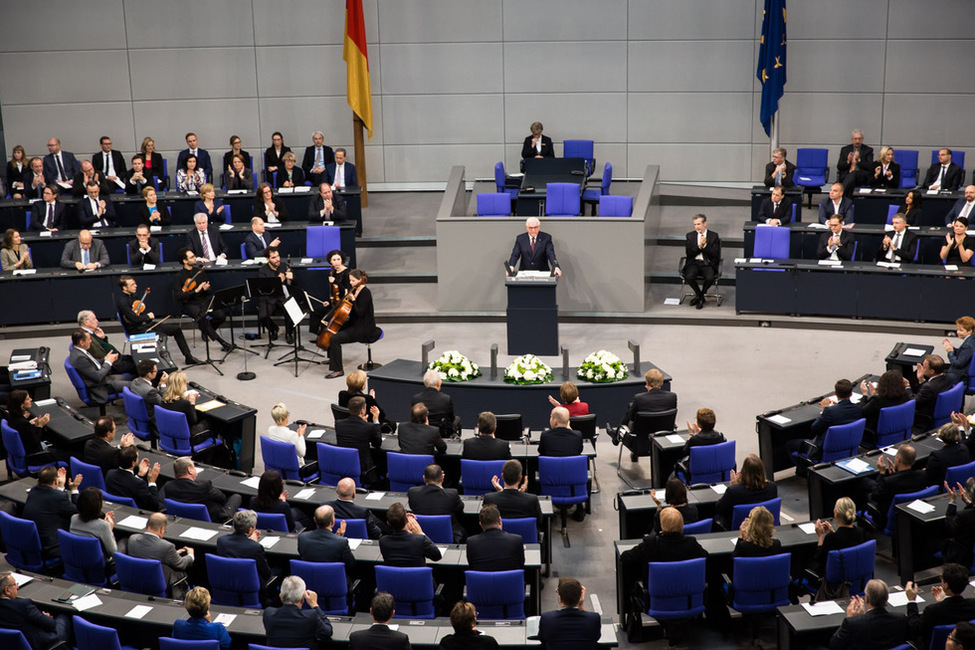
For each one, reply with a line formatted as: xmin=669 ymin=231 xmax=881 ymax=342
xmin=757 ymin=0 xmax=787 ymax=136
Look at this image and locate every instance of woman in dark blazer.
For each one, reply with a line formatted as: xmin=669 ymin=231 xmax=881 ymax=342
xmin=901 ymin=189 xmax=924 ymax=226
xmin=264 ymin=131 xmax=291 ymax=175
xmin=140 ymin=137 xmax=165 ymax=182
xmin=225 ymin=154 xmax=254 ymax=191
xmin=811 ymin=497 xmax=867 ymax=576
xmin=160 ymin=371 xmax=205 ymax=434
xmin=338 ymin=369 xmax=395 ymax=433
xmin=619 ymin=506 xmax=708 ymax=599
xmin=222 ymin=134 xmax=251 ymax=177
xmin=650 ymin=478 xmax=698 ymax=534
xmin=193 ymin=184 xmax=226 ymax=223
xmin=251 ymin=470 xmax=311 ymax=533
xmin=870 ymin=146 xmax=901 ymax=190
xmin=521 ymin=121 xmax=554 ymax=160
xmin=253 ymin=183 xmax=289 ymax=222
xmin=859 ymin=369 xmax=912 ymax=439
xmin=714 ymin=454 xmax=778 ymax=530
xmin=926 ymin=423 xmax=971 ymax=487
xmin=6 ymin=145 xmax=29 ymax=198
xmin=5 ymin=390 xmax=53 ymax=457
xmin=733 ymin=505 xmax=782 ymax=558
xmin=136 ymin=186 xmax=172 ymax=226
xmin=438 ymin=602 xmax=500 ymax=650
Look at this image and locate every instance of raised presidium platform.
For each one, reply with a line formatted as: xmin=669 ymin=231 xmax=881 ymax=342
xmin=515 ymin=157 xmax=588 ymax=216
xmin=506 ymin=273 xmax=558 ymax=356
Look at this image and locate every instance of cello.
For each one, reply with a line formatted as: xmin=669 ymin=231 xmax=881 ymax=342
xmin=316 ymin=288 xmax=357 ymax=351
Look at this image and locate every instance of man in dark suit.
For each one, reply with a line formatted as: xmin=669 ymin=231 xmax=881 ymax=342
xmin=462 ymin=412 xmax=512 ymax=461
xmin=83 ymin=416 xmax=135 ymax=474
xmin=42 ymin=137 xmax=79 ymax=187
xmin=875 ymin=213 xmax=918 ymax=263
xmin=118 ymin=279 xmax=200 ymax=366
xmin=521 ymin=122 xmax=554 ymax=160
xmin=923 ymin=148 xmax=964 ymax=192
xmin=71 ymin=160 xmax=111 ymax=198
xmin=915 ymin=354 xmax=955 ymax=430
xmin=307 ymin=183 xmax=348 ymax=222
xmin=508 ymin=217 xmax=561 ymax=277
xmin=407 ymin=464 xmax=465 ymax=543
xmin=411 ymin=370 xmax=460 ymax=436
xmin=379 ymin=502 xmax=442 ymax=567
xmin=159 ymin=456 xmax=241 ymax=522
xmin=244 ymin=216 xmax=280 ymax=259
xmin=106 ymin=445 xmax=162 ymax=511
xmin=215 ymin=510 xmax=272 ymax=584
xmin=809 ymin=378 xmax=863 ymax=451
xmin=327 ymin=477 xmax=385 ymax=539
xmin=263 ymin=575 xmax=332 ymax=650
xmin=93 ymin=135 xmax=127 ymax=191
xmin=756 ymin=185 xmax=793 ymax=225
xmin=60 ymin=229 xmax=110 ymax=270
xmin=68 ymin=329 xmax=129 ymax=404
xmin=613 ymin=368 xmax=677 ymax=436
xmin=866 ymin=445 xmax=927 ymax=530
xmin=0 ymin=572 xmax=72 ymax=649
xmin=763 ymin=147 xmax=795 ymax=188
xmin=537 ymin=577 xmax=601 ymax=650
xmin=817 ymin=215 xmax=855 ymax=262
xmin=324 ymin=148 xmax=358 ymax=188
xmin=398 ymin=403 xmax=447 ymax=455
xmin=78 ymin=309 xmax=135 ymax=376
xmin=906 ymin=563 xmax=975 ymax=648
xmin=836 ymin=130 xmax=875 ymax=195
xmin=466 ymin=504 xmax=524 ymax=572
xmin=127 ymin=513 xmax=195 ymax=597
xmin=297 ymin=505 xmax=355 ymax=571
xmin=177 ymin=133 xmax=213 ymax=181
xmin=683 ymin=214 xmax=720 ymax=309
xmin=829 ymin=579 xmax=908 ymax=650
xmin=301 ymin=131 xmax=334 ymax=187
xmin=28 ymin=184 xmax=67 ymax=231
xmin=818 ymin=183 xmax=856 ymax=224
xmin=22 ymin=466 xmax=81 ymax=557
xmin=186 ymin=213 xmax=227 ymax=263
xmin=538 ymin=407 xmax=583 ymax=457
xmin=349 ymin=592 xmax=411 ymax=650
xmin=77 ymin=180 xmax=117 ymax=228
xmin=125 ymin=155 xmax=151 ymax=196
xmin=335 ymin=396 xmax=383 ymax=486
xmin=483 ymin=460 xmax=544 ymax=530
xmin=680 ymin=407 xmax=726 ymax=457
xmin=945 ymin=185 xmax=975 ymax=225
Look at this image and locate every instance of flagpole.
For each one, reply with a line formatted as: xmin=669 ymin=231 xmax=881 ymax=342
xmin=353 ymin=115 xmax=368 ymax=208
xmin=770 ymin=113 xmax=779 ymax=156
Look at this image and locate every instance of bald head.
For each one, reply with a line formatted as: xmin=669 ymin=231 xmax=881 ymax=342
xmin=314 ymin=505 xmax=336 ymax=529
xmin=550 ymin=406 xmax=570 ymax=428
xmin=336 ymin=477 xmax=356 ymax=499
xmin=147 ymin=512 xmax=168 ymax=532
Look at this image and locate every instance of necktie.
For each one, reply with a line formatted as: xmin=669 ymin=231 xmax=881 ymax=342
xmin=201 ymin=231 xmax=213 ymax=260
xmin=55 ymin=154 xmax=66 ymax=181
xmin=939 ymin=166 xmax=946 ymax=187
xmin=82 ymin=247 xmax=89 ymax=266
xmin=530 ymin=237 xmax=535 ymax=254
xmin=46 ymin=203 xmax=53 ymax=228
xmin=892 ymin=232 xmax=901 ymax=260
xmin=336 ymin=165 xmax=344 ymax=187
xmin=316 ymin=148 xmax=322 ymax=168
xmin=104 ymin=153 xmax=111 ymax=176
xmin=963 ymin=203 xmax=973 ymax=220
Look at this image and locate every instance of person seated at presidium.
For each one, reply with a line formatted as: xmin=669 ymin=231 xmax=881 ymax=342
xmin=222 ymin=134 xmax=251 ymax=177
xmin=763 ymin=147 xmax=795 ymax=188
xmin=138 ymin=186 xmax=172 ymax=226
xmin=264 ymin=131 xmax=291 ymax=175
xmin=924 ymin=148 xmax=964 ymax=192
xmin=942 ymin=217 xmax=974 ymax=266
xmin=77 ymin=180 xmax=116 ymax=229
xmin=946 ymin=185 xmax=975 ymax=226
xmin=756 ymin=185 xmax=793 ymax=225
xmin=302 ymin=131 xmax=333 ymax=186
xmin=325 ymin=148 xmax=357 ymax=189
xmin=521 ymin=121 xmax=554 ymax=160
xmin=683 ymin=214 xmax=720 ymax=309
xmin=273 ymin=152 xmax=305 ymax=189
xmin=1 ymin=229 xmax=32 ymax=271
xmin=507 ymin=217 xmax=561 ymax=277
xmin=817 ymin=216 xmax=854 ymax=262
xmin=548 ymin=380 xmax=590 ymax=416
xmin=125 ymin=154 xmax=152 ymax=196
xmin=324 ymin=269 xmax=377 ymax=379
xmin=818 ymin=183 xmax=855 ymax=224
xmin=177 ymin=155 xmax=207 ymax=193
xmin=193 ymin=184 xmax=226 ymax=224
xmin=225 ymin=153 xmax=254 ymax=191
xmin=875 ymin=213 xmax=917 ymax=264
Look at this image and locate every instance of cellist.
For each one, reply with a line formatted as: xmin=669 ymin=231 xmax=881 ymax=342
xmin=309 ymin=249 xmax=351 ymax=336
xmin=323 ymin=269 xmax=377 ymax=380
xmin=173 ymin=248 xmax=231 ymax=351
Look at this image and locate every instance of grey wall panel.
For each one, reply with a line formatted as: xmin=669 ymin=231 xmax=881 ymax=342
xmin=259 ymin=97 xmax=385 ymax=152
xmin=883 ymin=95 xmax=975 ymax=149
xmin=379 ymin=44 xmax=503 ymax=95
xmin=628 ymin=0 xmax=758 ymax=40
xmin=361 ymin=145 xmax=385 ymax=184
xmin=886 ymin=0 xmax=973 ymax=39
xmin=628 ymin=93 xmax=752 ymax=143
xmin=786 ymin=0 xmax=889 ymax=39
xmin=0 ymin=0 xmax=126 ymax=52
xmin=629 ymin=144 xmax=753 ymax=182
xmin=382 ymin=95 xmax=503 ymax=145
xmin=504 ymin=94 xmax=627 ymax=145
xmin=784 ymin=40 xmax=886 ymax=93
xmin=2 ymin=103 xmax=136 ymax=159
xmin=255 ymin=46 xmax=348 ymax=98
xmin=776 ymin=93 xmax=882 ymax=147
xmin=252 ymin=0 xmax=348 ymax=46
xmin=129 ymin=49 xmax=257 ymax=100
xmin=884 ymin=41 xmax=975 ymax=94
xmin=124 ymin=0 xmax=255 ymax=48
xmin=0 ymin=52 xmax=131 ymax=105
xmin=132 ymin=99 xmax=260 ymax=154
xmin=628 ymin=41 xmax=755 ymax=92
xmin=379 ymin=0 xmax=502 ymax=44
xmin=384 ymin=145 xmax=504 ymax=183
xmin=504 ymin=43 xmax=627 ymax=93
xmin=502 ymin=0 xmax=627 ymax=42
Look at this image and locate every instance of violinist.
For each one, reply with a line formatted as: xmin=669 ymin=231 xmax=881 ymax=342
xmin=117 ymin=275 xmax=201 ymax=366
xmin=257 ymin=247 xmax=296 ymax=345
xmin=173 ymin=248 xmax=231 ymax=351
xmin=127 ymin=223 xmax=161 ymax=266
xmin=325 ymin=268 xmax=378 ymax=380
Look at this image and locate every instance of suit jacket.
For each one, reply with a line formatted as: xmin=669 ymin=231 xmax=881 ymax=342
xmin=411 ymin=387 xmax=456 ymax=427
xmin=947 ymin=335 xmax=975 ymax=384
xmin=763 ymin=160 xmax=796 ymax=188
xmin=378 ymin=529 xmax=441 ymax=566
xmin=105 ymin=467 xmax=162 ymax=511
xmin=177 ymin=148 xmax=213 ymax=180
xmin=521 ymin=135 xmax=555 ymax=159
xmin=334 ymin=416 xmax=383 ymax=481
xmin=915 ymin=373 xmax=955 ymax=423
xmin=349 ymin=624 xmax=411 ymax=650
xmin=297 ymin=527 xmax=355 ymax=569
xmin=757 ymin=197 xmax=794 ymax=223
xmin=5 ymin=161 xmax=28 ymax=195
xmin=252 ymin=197 xmax=289 ymax=222
xmin=397 ymin=422 xmax=447 ymax=455
xmin=244 ymin=231 xmax=275 ymax=259
xmin=128 ymin=377 xmax=164 ymax=410
xmin=43 ymin=150 xmax=79 ymax=185
xmin=922 ymin=162 xmax=964 ymax=191
xmin=266 ymin=146 xmax=293 ymax=172
xmin=829 ymin=607 xmax=909 ymax=650
xmin=83 ymin=437 xmax=121 ymax=474
xmin=462 ymin=435 xmax=512 ymax=461
xmin=836 ymin=144 xmax=875 ymax=180
xmin=622 ymin=388 xmax=677 ymax=428
xmin=22 ymin=484 xmax=77 ymax=554
xmin=907 ymin=595 xmax=975 ymax=647
xmin=222 ymin=150 xmax=252 ymax=174
xmin=483 ymin=488 xmax=543 ymax=527
xmin=137 ymin=201 xmax=173 ymax=226
xmin=818 ymin=197 xmax=855 ymax=224
xmin=127 ymin=237 xmax=161 ymax=266
xmin=869 ymin=160 xmax=900 ymax=189
xmin=93 ymin=150 xmax=127 ymax=182
xmin=77 ymin=194 xmax=117 ymax=228
xmin=538 ymin=427 xmax=584 ymax=457
xmin=683 ymin=230 xmax=720 ymax=272
xmin=186 ymin=227 xmax=227 ymax=260
xmin=142 ymin=152 xmax=165 ymax=179
xmin=301 ymin=145 xmax=334 ymax=175
xmin=817 ymin=230 xmax=855 ymax=261
xmin=263 ymin=604 xmax=332 ymax=650
xmin=71 ymin=171 xmax=111 ymax=197
xmin=307 ymin=192 xmax=348 ymax=222
xmin=326 ymin=498 xmax=384 ymax=539
xmin=274 ymin=166 xmax=306 ymax=188
xmin=61 ymin=237 xmax=110 ymax=269
xmin=408 ymin=483 xmax=466 ymax=542
xmin=874 ymin=229 xmax=918 ymax=264
xmin=466 ymin=527 xmax=525 ymax=571
xmin=869 ymin=469 xmax=927 ymax=528
xmin=68 ymin=345 xmax=121 ymax=404
xmin=159 ymin=477 xmax=234 ymax=522
xmin=193 ymin=198 xmax=227 ymax=223
xmin=810 ymin=399 xmax=863 ymax=445
xmin=215 ymin=532 xmax=271 ymax=584
xmin=537 ymin=608 xmax=602 ymax=650
xmin=925 ymin=442 xmax=970 ymax=487
xmin=508 ymin=231 xmax=558 ymax=272
xmin=224 ymin=168 xmax=254 ymax=191
xmin=0 ymin=597 xmax=62 ymax=649
xmin=324 ymin=162 xmax=357 ymax=187
xmin=127 ymin=530 xmax=193 ymax=589
xmin=714 ymin=482 xmax=779 ymax=530
xmin=28 ymin=200 xmax=67 ymax=231
xmin=0 ymin=244 xmax=30 ymax=271
xmin=946 ymin=198 xmax=975 ymax=226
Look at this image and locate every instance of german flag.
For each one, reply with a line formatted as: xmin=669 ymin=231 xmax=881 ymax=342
xmin=344 ymin=0 xmax=373 ymax=138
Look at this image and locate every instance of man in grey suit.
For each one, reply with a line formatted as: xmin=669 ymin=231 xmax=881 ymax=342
xmin=127 ymin=512 xmax=194 ymax=598
xmin=69 ymin=329 xmax=129 ymax=404
xmin=129 ymin=360 xmax=165 ymax=435
xmin=60 ymin=230 xmax=110 ymax=271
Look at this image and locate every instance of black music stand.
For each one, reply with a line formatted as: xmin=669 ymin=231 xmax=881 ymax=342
xmin=275 ymin=293 xmax=321 ymax=376
xmin=246 ymin=276 xmax=287 ymax=360
xmin=211 ymin=285 xmax=258 ymax=363
xmin=197 ymin=294 xmax=224 ymax=376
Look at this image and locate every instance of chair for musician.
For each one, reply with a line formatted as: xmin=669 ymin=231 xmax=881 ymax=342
xmin=616 ymin=409 xmax=678 ymax=490
xmin=121 ymin=386 xmax=155 ymax=443
xmin=570 ymin=414 xmax=600 ymax=493
xmin=682 ymin=518 xmax=713 ymax=535
xmin=2 ymin=419 xmax=59 ymax=478
xmin=793 ymin=148 xmax=829 ymax=207
xmin=330 ymin=403 xmax=350 ymax=425
xmin=160 ymin=640 xmax=220 ymax=650
xmin=563 ymin=140 xmax=595 ymax=176
xmin=598 ymin=194 xmax=632 ymax=217
xmin=387 ymin=452 xmax=431 ymax=492
xmin=164 ymin=498 xmax=211 ymax=522
xmin=375 ymin=565 xmax=438 ymax=618
xmin=316 ymin=442 xmax=360 ymax=487
xmin=260 ymin=435 xmax=319 ymax=483
xmin=477 ymin=192 xmax=512 ymax=217
xmin=727 ymin=553 xmax=792 ymax=641
xmin=154 ymin=405 xmax=218 ymax=457
xmin=289 ymin=560 xmax=355 ymax=615
xmin=414 ymin=514 xmax=453 ymax=545
xmin=357 ymin=327 xmax=384 ymax=371
xmin=74 ymin=615 xmax=140 ymax=650
xmin=893 ymin=149 xmax=918 ymax=189
xmin=494 ymin=414 xmax=527 ymax=442
xmin=465 ymin=569 xmax=526 ymax=620
xmin=206 ymin=553 xmax=262 ymax=608
xmin=64 ymin=355 xmax=120 ymax=415
xmin=114 ymin=552 xmax=168 ymax=597
xmin=730 ymin=498 xmax=781 ymax=531
xmin=545 ymin=182 xmax=581 ymax=217
xmin=58 ymin=529 xmax=112 ymax=586
xmin=945 ymin=461 xmax=975 ymax=491
xmin=0 ymin=511 xmax=59 ymax=573
xmin=752 ymin=225 xmax=791 ymax=259
xmin=460 ymin=459 xmax=506 ymax=496
xmin=872 ymin=400 xmax=915 ymax=448
xmin=70 ymin=456 xmax=106 ymax=491
xmin=334 ymin=518 xmax=369 ymax=539
xmin=933 ymin=382 xmax=965 ymax=427
xmin=100 ymin=490 xmax=137 ymax=508
xmin=630 ymin=558 xmax=706 ymax=643
xmin=538 ymin=455 xmax=590 ymax=539
xmin=677 ymin=441 xmax=736 ymax=485
xmin=583 ymin=162 xmax=613 ymax=214
xmin=791 ymin=419 xmax=865 ymax=470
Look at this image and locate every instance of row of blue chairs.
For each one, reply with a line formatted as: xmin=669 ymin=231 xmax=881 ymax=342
xmin=793 ymin=148 xmax=968 ymax=193
xmin=478 ymin=188 xmax=632 ymax=217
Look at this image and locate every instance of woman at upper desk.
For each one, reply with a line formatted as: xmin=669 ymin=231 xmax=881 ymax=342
xmin=176 ymin=154 xmax=206 ymax=193
xmin=264 ymin=131 xmax=291 ymax=176
xmin=926 ymin=422 xmax=971 ymax=488
xmin=943 ymin=315 xmax=975 ymax=386
xmin=140 ymin=136 xmax=165 ymax=182
xmin=901 ymin=189 xmax=924 ymax=226
xmin=732 ymin=505 xmax=782 ymax=558
xmin=69 ymin=487 xmax=118 ymax=565
xmin=1 ymin=228 xmax=33 ymax=271
xmin=137 ymin=186 xmax=172 ymax=227
xmin=547 ymin=381 xmax=589 ymax=416
xmin=859 ymin=368 xmax=912 ymax=439
xmin=6 ymin=145 xmax=28 ymax=198
xmin=274 ymin=152 xmax=306 ymax=189
xmin=649 ymin=477 xmax=698 ymax=534
xmin=870 ymin=145 xmax=901 ymax=190
xmin=193 ymin=183 xmax=226 ymax=224
xmin=160 ymin=371 xmax=206 ymax=434
xmin=941 ymin=217 xmax=973 ymax=266
xmin=520 ymin=121 xmax=554 ymax=160
xmin=944 ymin=478 xmax=975 ymax=568
xmin=811 ymin=496 xmax=867 ymax=576
xmin=714 ymin=453 xmax=778 ymax=530
xmin=224 ymin=153 xmax=253 ymax=191
xmin=253 ymin=182 xmax=288 ymax=223
xmin=222 ymin=134 xmax=251 ymax=178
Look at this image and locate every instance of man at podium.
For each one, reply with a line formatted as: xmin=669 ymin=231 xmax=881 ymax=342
xmin=507 ymin=217 xmax=561 ymax=277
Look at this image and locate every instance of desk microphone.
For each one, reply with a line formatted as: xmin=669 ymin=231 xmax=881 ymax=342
xmin=570 ymin=170 xmax=585 ymax=176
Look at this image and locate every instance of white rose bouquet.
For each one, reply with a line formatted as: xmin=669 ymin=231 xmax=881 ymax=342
xmin=504 ymin=354 xmax=553 ymax=385
xmin=428 ymin=350 xmax=480 ymax=382
xmin=576 ymin=349 xmax=628 ymax=383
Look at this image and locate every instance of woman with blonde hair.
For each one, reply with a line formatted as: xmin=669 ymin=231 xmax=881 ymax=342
xmin=140 ymin=136 xmax=164 ymax=181
xmin=172 ymin=586 xmax=231 ymax=648
xmin=734 ymin=505 xmax=781 ymax=557
xmin=812 ymin=496 xmax=866 ymax=574
xmin=161 ymin=371 xmax=205 ymax=434
xmin=193 ymin=183 xmax=226 ymax=223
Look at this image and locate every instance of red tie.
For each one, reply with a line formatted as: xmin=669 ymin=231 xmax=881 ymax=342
xmin=530 ymin=237 xmax=535 ymax=254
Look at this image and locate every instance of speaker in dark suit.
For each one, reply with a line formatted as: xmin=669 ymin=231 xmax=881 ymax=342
xmin=508 ymin=228 xmax=559 ymax=274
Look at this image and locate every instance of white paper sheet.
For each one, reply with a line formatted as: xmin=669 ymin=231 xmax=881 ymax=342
xmin=306 ymin=429 xmax=325 ymax=439
xmin=802 ymin=600 xmax=844 ymax=616
xmin=903 ymin=347 xmax=927 ymax=357
xmin=72 ymin=594 xmax=102 ymax=611
xmin=906 ymin=500 xmax=935 ymax=514
xmin=767 ymin=414 xmax=792 ymax=425
xmin=294 ymin=488 xmax=316 ymax=500
xmin=365 ymin=492 xmax=385 ymax=500
xmin=240 ymin=476 xmax=262 ymax=489
xmin=10 ymin=573 xmax=32 ymax=586
xmin=213 ymin=613 xmax=236 ymax=627
xmin=665 ymin=434 xmax=684 ymax=444
xmin=887 ymin=590 xmax=922 ymax=607
xmin=259 ymin=536 xmax=279 ymax=548
xmin=841 ymin=458 xmax=871 ymax=474
xmin=710 ymin=484 xmax=728 ymax=495
xmin=348 ymin=538 xmax=362 ymax=550
xmin=180 ymin=526 xmax=218 ymax=541
xmin=117 ymin=515 xmax=149 ymax=529
xmin=125 ymin=605 xmax=153 ymax=619
xmin=798 ymin=522 xmax=817 ymax=534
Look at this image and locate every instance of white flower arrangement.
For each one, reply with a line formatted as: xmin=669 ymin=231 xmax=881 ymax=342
xmin=576 ymin=349 xmax=628 ymax=383
xmin=428 ymin=350 xmax=480 ymax=382
xmin=504 ymin=354 xmax=553 ymax=385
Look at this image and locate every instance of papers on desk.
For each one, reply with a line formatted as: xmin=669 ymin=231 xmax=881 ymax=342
xmin=883 ymin=446 xmax=898 ymax=457
xmin=12 ymin=269 xmax=36 ymax=275
xmin=9 ymin=355 xmax=31 ymax=363
xmin=906 ymin=499 xmax=936 ymax=514
xmin=180 ymin=526 xmax=218 ymax=541
xmin=857 ymin=187 xmax=872 ymax=194
xmin=348 ymin=538 xmax=362 ymax=550
xmin=711 ymin=484 xmax=728 ymax=495
xmin=365 ymin=492 xmax=385 ymax=501
xmin=437 ymin=546 xmax=449 ymax=555
xmin=213 ymin=613 xmax=236 ymax=627
xmin=306 ymin=429 xmax=325 ymax=439
xmin=807 ymin=223 xmax=828 ymax=230
xmin=300 ymin=258 xmax=314 ymax=265
xmin=259 ymin=536 xmax=279 ymax=549
xmin=836 ymin=458 xmax=872 ymax=475
xmin=117 ymin=515 xmax=149 ymax=529
xmin=887 ymin=590 xmax=922 ymax=607
xmin=817 ymin=260 xmax=842 ymax=267
xmin=387 ymin=624 xmax=400 ymax=631
xmin=240 ymin=476 xmax=262 ymax=489
xmin=526 ymin=615 xmax=541 ymax=639
xmin=293 ymin=488 xmax=317 ymax=500
xmin=903 ymin=347 xmax=928 ymax=357
xmin=10 ymin=572 xmax=32 ymax=587
xmin=876 ymin=261 xmax=901 ymax=269
xmin=39 ymin=230 xmax=52 ymax=237
xmin=33 ymin=398 xmax=56 ymax=407
xmin=218 ymin=223 xmax=234 ymax=231
xmin=766 ymin=414 xmax=792 ymax=425
xmin=227 ymin=189 xmax=249 ymax=194
xmin=72 ymin=594 xmax=102 ymax=611
xmin=125 ymin=605 xmax=153 ymax=619
xmin=802 ymin=600 xmax=844 ymax=616
xmin=149 ymin=225 xmax=162 ymax=232
xmin=944 ymin=264 xmax=960 ymax=271
xmin=798 ymin=522 xmax=817 ymax=534
xmin=665 ymin=434 xmax=684 ymax=444
xmin=196 ymin=399 xmax=225 ymax=412
xmin=848 ymin=393 xmax=863 ymax=404
xmin=517 ymin=271 xmax=551 ymax=279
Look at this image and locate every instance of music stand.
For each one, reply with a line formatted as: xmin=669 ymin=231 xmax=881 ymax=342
xmin=211 ymin=285 xmax=258 ymax=362
xmin=196 ymin=294 xmax=224 ymax=376
xmin=275 ymin=294 xmax=320 ymax=376
xmin=246 ymin=276 xmax=287 ymax=359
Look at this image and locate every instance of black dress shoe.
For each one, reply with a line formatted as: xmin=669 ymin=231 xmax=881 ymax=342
xmin=285 ymin=332 xmax=295 ymax=345
xmin=606 ymin=422 xmax=620 ymax=446
xmin=268 ymin=329 xmax=279 ymax=341
xmin=571 ymin=506 xmax=587 ymax=522
xmin=184 ymin=356 xmax=203 ymax=366
xmin=326 ymin=370 xmax=344 ymax=379
xmin=696 ymin=300 xmax=704 ymax=310
xmin=689 ymin=296 xmax=701 ymax=306
xmin=218 ymin=339 xmax=233 ymax=352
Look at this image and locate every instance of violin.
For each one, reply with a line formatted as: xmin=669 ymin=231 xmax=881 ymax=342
xmin=181 ymin=265 xmax=205 ymax=293
xmin=132 ymin=287 xmax=151 ymax=315
xmin=316 ymin=287 xmax=359 ymax=351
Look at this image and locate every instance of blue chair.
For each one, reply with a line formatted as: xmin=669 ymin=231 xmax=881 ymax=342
xmin=792 ymin=419 xmax=865 ymax=468
xmin=503 ymin=517 xmax=538 ymax=544
xmin=335 ymin=518 xmax=369 ymax=539
xmin=583 ymin=162 xmax=613 ymax=214
xmin=164 ymin=498 xmax=211 ymax=522
xmin=562 ymin=139 xmax=595 ymax=176
xmin=598 ymin=194 xmax=632 ymax=217
xmin=545 ymin=182 xmax=581 ymax=217
xmin=873 ymin=401 xmax=915 ymax=448
xmin=945 ymin=461 xmax=975 ymax=491
xmin=101 ymin=490 xmax=137 ymax=507
xmin=2 ymin=419 xmax=57 ymax=478
xmin=476 ymin=193 xmax=512 ymax=216
xmin=162 ymin=158 xmax=170 ymax=189
xmin=460 ymin=459 xmax=506 ymax=496
xmin=934 ymin=383 xmax=965 ymax=427
xmin=793 ymin=148 xmax=829 ymax=196
xmin=261 ymin=436 xmax=318 ymax=482
xmin=679 ymin=441 xmax=736 ymax=485
xmin=886 ymin=204 xmax=900 ymax=225
xmin=58 ymin=529 xmax=111 ymax=585
xmin=122 ymin=386 xmax=154 ymax=442
xmin=728 ymin=553 xmax=792 ymax=643
xmin=638 ymin=558 xmax=707 ymax=625
xmin=387 ymin=452 xmax=432 ymax=492
xmin=752 ymin=225 xmax=791 ymax=259
xmin=538 ymin=455 xmax=589 ymax=538
xmin=154 ymin=405 xmax=218 ymax=456
xmin=871 ymin=485 xmax=939 ymax=537
xmin=414 ymin=514 xmax=453 ymax=544
xmin=930 ymin=624 xmax=955 ymax=650
xmin=823 ymin=539 xmax=876 ymax=597
xmin=316 ymin=443 xmax=360 ymax=487
xmin=465 ymin=569 xmax=526 ymax=619
xmin=306 ymin=226 xmax=342 ymax=258
xmin=223 ymin=204 xmax=232 ymax=225
xmin=375 ymin=565 xmax=436 ymax=618
xmin=289 ymin=560 xmax=353 ymax=615
xmin=115 ymin=552 xmax=168 ymax=597
xmin=160 ymin=640 xmax=220 ymax=650
xmin=253 ymin=511 xmax=289 ymax=532
xmin=64 ymin=355 xmax=121 ymax=413
xmin=70 ymin=456 xmax=106 ymax=491
xmin=0 ymin=630 xmax=33 ymax=650
xmin=0 ymin=511 xmax=58 ymax=572
xmin=966 ymin=352 xmax=975 ymax=395
xmin=125 ymin=242 xmax=163 ymax=265
xmin=893 ymin=149 xmax=918 ymax=189
xmin=74 ymin=615 xmax=140 ymax=650
xmin=240 ymin=242 xmax=248 ymax=260
xmin=730 ymin=498 xmax=781 ymax=532
xmin=206 ymin=553 xmax=262 ymax=608
xmin=682 ymin=518 xmax=713 ymax=535
xmin=494 ymin=162 xmax=519 ymax=201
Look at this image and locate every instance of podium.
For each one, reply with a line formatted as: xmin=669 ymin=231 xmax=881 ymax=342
xmin=506 ymin=274 xmax=558 ymax=355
